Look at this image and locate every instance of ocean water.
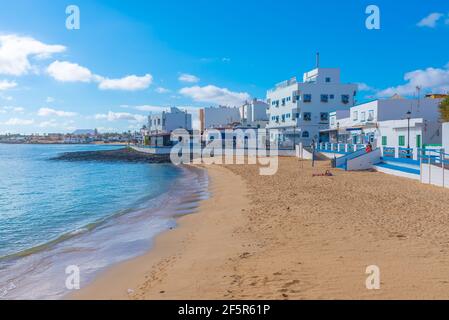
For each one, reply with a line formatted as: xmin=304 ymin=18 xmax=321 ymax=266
xmin=0 ymin=144 xmax=208 ymax=299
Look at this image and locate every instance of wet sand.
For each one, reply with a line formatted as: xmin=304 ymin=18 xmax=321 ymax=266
xmin=72 ymin=157 xmax=449 ymax=299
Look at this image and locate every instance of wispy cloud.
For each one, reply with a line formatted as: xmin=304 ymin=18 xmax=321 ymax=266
xmin=3 ymin=118 xmax=35 ymax=126
xmin=178 ymin=73 xmax=200 ymax=83
xmin=94 ymin=111 xmax=146 ymax=122
xmin=180 ymin=85 xmax=250 ymax=106
xmin=0 ymin=80 xmax=17 ymax=91
xmin=155 ymin=87 xmax=171 ymax=94
xmin=417 ymin=12 xmax=444 ymax=28
xmin=98 ymin=74 xmax=152 ymax=91
xmin=38 ymin=107 xmax=77 ymax=117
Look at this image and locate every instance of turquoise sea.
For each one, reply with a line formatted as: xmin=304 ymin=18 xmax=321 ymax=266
xmin=0 ymin=144 xmax=208 ymax=299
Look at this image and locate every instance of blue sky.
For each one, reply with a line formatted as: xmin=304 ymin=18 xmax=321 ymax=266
xmin=0 ymin=0 xmax=448 ymax=134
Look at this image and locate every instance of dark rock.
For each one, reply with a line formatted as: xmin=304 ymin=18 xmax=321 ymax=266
xmin=50 ymin=147 xmax=172 ymax=164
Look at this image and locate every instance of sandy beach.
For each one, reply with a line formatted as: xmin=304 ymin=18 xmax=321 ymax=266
xmin=72 ymin=157 xmax=449 ymax=300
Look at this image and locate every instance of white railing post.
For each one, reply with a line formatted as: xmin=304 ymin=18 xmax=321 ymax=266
xmin=441 ymin=149 xmax=445 ymax=188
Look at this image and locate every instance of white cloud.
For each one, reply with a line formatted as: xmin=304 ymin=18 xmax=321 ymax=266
xmin=3 ymin=118 xmax=34 ymax=125
xmin=94 ymin=111 xmax=146 ymax=122
xmin=377 ymin=62 xmax=449 ymax=97
xmin=46 ymin=97 xmax=55 ymax=103
xmin=47 ymin=61 xmax=94 ymax=83
xmin=38 ymin=119 xmax=58 ymax=128
xmin=0 ymin=79 xmax=17 ymax=90
xmin=155 ymin=87 xmax=171 ymax=94
xmin=98 ymin=74 xmax=152 ymax=91
xmin=417 ymin=13 xmax=444 ymax=28
xmin=178 ymin=73 xmax=200 ymax=83
xmin=180 ymin=85 xmax=250 ymax=106
xmin=0 ymin=106 xmax=25 ymax=114
xmin=47 ymin=60 xmax=152 ymax=91
xmin=134 ymin=105 xmax=168 ymax=112
xmin=357 ymin=83 xmax=375 ymax=92
xmin=0 ymin=35 xmax=65 ymax=76
xmin=38 ymin=107 xmax=77 ymax=117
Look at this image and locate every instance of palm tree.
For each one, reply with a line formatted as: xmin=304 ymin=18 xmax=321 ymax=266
xmin=440 ymin=96 xmax=449 ymax=122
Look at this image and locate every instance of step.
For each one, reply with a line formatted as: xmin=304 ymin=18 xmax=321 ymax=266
xmin=374 ymin=163 xmax=421 ymax=181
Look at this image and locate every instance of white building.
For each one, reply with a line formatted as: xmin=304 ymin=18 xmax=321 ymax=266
xmin=148 ymin=107 xmax=192 ymax=134
xmin=443 ymin=122 xmax=449 ymax=152
xmin=266 ymin=67 xmax=358 ymax=146
xmin=199 ymin=106 xmax=241 ymax=131
xmin=240 ymin=99 xmax=269 ymax=128
xmin=327 ymin=97 xmax=443 ymax=146
xmin=377 ymin=118 xmax=441 ymax=151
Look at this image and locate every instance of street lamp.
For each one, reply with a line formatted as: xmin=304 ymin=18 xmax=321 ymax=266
xmin=406 ymin=110 xmax=411 ymax=158
xmin=336 ymin=122 xmax=340 ymax=144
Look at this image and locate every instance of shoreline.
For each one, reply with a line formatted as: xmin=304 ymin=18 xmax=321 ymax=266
xmin=71 ymin=157 xmax=449 ymax=300
xmin=70 ymin=164 xmax=248 ymax=300
xmin=0 ymin=145 xmax=208 ymax=299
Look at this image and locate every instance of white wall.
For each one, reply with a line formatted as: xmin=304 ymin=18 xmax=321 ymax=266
xmin=148 ymin=107 xmax=192 ymax=133
xmin=443 ymin=123 xmax=449 ymax=152
xmin=346 ymin=148 xmax=381 ymax=171
xmin=421 ymin=163 xmax=449 ymax=189
xmin=204 ymin=106 xmax=241 ymax=129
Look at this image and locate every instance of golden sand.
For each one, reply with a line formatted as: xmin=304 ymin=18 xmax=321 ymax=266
xmin=72 ymin=157 xmax=449 ymax=300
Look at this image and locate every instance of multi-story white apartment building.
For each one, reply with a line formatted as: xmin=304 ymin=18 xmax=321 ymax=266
xmin=148 ymin=107 xmax=192 ymax=134
xmin=199 ymin=106 xmax=241 ymax=131
xmin=266 ymin=67 xmax=358 ymax=146
xmin=327 ymin=97 xmax=443 ymax=147
xmin=239 ymin=99 xmax=269 ymax=128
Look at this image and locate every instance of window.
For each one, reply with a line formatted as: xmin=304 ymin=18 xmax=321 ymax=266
xmin=321 ymin=94 xmax=329 ymax=103
xmin=281 ymin=114 xmax=285 ymax=122
xmin=320 ymin=112 xmax=329 ymax=122
xmin=368 ymin=110 xmax=374 ymax=121
xmin=286 ymin=96 xmax=291 ymax=102
xmin=399 ymin=135 xmax=405 ymax=147
xmin=325 ymin=77 xmax=331 ymax=83
xmin=330 ymin=94 xmax=335 ymax=99
xmin=157 ymin=118 xmax=161 ymax=125
xmin=303 ymin=112 xmax=312 ymax=121
xmin=281 ymin=98 xmax=286 ymax=106
xmin=382 ymin=136 xmax=387 ymax=146
xmin=353 ymin=111 xmax=358 ymax=121
xmin=341 ymin=94 xmax=350 ymax=104
xmin=302 ymin=131 xmax=310 ymax=138
xmin=416 ymin=135 xmax=422 ymax=148
xmin=330 ymin=117 xmax=336 ymax=126
xmin=361 ymin=111 xmax=366 ymax=122
xmin=303 ymin=94 xmax=312 ymax=103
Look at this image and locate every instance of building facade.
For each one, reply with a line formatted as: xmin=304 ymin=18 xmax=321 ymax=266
xmin=239 ymin=99 xmax=269 ymax=128
xmin=200 ymin=106 xmax=241 ymax=131
xmin=266 ymin=67 xmax=358 ymax=147
xmin=326 ymin=97 xmax=443 ymax=146
xmin=148 ymin=107 xmax=192 ymax=134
